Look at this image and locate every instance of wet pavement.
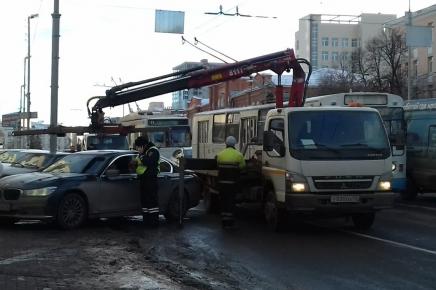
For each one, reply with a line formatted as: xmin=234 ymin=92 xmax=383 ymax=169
xmin=1 ymin=196 xmax=436 ymax=289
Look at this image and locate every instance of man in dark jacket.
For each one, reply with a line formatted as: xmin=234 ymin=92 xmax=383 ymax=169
xmin=134 ymin=135 xmax=160 ymax=227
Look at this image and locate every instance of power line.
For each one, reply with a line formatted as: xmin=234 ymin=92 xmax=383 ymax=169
xmin=181 ymin=36 xmax=228 ymax=63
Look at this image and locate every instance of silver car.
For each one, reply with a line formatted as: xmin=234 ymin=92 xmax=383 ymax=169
xmin=0 ymin=150 xmax=202 ymax=229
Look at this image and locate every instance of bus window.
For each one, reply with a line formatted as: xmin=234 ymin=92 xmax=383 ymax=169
xmin=213 ymin=114 xmax=226 ymax=143
xmin=226 ymin=113 xmax=240 ymax=142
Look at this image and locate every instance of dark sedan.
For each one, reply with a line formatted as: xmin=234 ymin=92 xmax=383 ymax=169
xmin=0 ymin=150 xmax=202 ymax=229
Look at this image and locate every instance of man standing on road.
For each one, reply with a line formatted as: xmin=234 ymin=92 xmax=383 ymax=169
xmin=216 ymin=136 xmax=246 ymax=229
xmin=134 ymin=135 xmax=160 ymax=227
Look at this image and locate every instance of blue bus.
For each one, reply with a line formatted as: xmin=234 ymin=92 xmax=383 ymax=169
xmin=403 ymin=98 xmax=436 ymax=200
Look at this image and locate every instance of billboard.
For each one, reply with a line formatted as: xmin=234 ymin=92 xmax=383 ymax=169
xmin=1 ymin=112 xmax=38 ymax=129
xmin=406 ymin=26 xmax=432 ymax=47
xmin=155 ymin=10 xmax=185 ymax=34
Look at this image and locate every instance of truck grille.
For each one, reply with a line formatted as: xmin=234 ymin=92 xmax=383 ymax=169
xmin=313 ymin=176 xmax=373 ymax=190
xmin=2 ymin=189 xmax=21 ymax=200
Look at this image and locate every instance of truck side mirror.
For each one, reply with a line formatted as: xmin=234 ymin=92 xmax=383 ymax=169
xmin=263 ymin=131 xmax=274 ymax=152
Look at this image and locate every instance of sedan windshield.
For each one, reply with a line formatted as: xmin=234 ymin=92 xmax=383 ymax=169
xmin=12 ymin=153 xmax=49 ymax=169
xmin=43 ymin=154 xmax=105 ymax=174
xmin=289 ymin=110 xmax=390 ymax=160
xmin=0 ymin=151 xmax=27 ymax=164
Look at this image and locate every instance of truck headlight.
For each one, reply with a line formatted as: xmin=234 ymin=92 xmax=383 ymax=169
xmin=392 ymin=162 xmax=397 ymax=171
xmin=286 ymin=171 xmax=309 ymax=193
xmin=23 ymin=186 xmax=57 ymax=197
xmin=377 ymin=172 xmax=392 ymax=191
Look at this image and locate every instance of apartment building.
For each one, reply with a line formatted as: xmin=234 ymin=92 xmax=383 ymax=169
xmin=295 ymin=13 xmax=396 ymax=70
xmin=171 ymin=59 xmax=223 ymax=110
xmin=387 ymin=5 xmax=436 ymax=99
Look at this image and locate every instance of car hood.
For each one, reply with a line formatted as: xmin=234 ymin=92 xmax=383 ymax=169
xmin=0 ymin=172 xmax=88 ymax=189
xmin=0 ymin=165 xmax=38 ymax=178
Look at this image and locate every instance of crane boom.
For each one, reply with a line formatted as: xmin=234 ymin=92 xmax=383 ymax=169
xmin=90 ymin=48 xmax=309 ymax=127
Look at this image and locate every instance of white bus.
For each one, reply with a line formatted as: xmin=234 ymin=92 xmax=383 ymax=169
xmin=120 ymin=111 xmax=191 ymax=159
xmin=305 ymin=92 xmax=406 ymax=193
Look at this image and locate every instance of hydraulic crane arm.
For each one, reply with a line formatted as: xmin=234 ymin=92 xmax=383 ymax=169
xmin=90 ymin=48 xmax=311 ymax=127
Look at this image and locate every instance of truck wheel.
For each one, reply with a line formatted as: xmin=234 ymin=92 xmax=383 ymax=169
xmin=264 ymin=188 xmax=287 ymax=232
xmin=203 ymin=188 xmax=220 ymax=214
xmin=57 ymin=193 xmax=87 ymax=230
xmin=352 ymin=212 xmax=375 ymax=230
xmin=164 ymin=190 xmax=188 ymax=222
xmin=400 ymin=178 xmax=418 ymax=201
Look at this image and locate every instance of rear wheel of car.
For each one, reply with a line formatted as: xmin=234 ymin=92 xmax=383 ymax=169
xmin=263 ymin=188 xmax=288 ymax=232
xmin=165 ymin=190 xmax=189 ymax=222
xmin=57 ymin=193 xmax=87 ymax=230
xmin=352 ymin=212 xmax=375 ymax=230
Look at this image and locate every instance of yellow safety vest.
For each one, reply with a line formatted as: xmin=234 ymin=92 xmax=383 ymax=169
xmin=136 ymin=146 xmax=160 ymax=175
xmin=216 ymin=147 xmax=246 ymax=169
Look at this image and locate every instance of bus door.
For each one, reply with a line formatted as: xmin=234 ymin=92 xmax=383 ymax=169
xmin=197 ymin=120 xmax=209 ymax=159
xmin=240 ymin=117 xmax=258 ymax=158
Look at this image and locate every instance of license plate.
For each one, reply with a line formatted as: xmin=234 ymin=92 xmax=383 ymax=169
xmin=0 ymin=204 xmax=11 ymax=212
xmin=330 ymin=195 xmax=360 ymax=203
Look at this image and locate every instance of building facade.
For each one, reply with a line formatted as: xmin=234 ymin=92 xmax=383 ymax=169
xmin=387 ymin=5 xmax=436 ymax=99
xmin=295 ymin=13 xmax=396 ymax=70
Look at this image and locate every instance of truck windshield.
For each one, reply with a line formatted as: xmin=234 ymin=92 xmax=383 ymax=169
xmin=289 ymin=110 xmax=390 ymax=160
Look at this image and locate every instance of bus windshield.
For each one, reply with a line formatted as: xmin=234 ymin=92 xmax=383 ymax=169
xmin=289 ymin=110 xmax=390 ymax=160
xmin=376 ymin=107 xmax=406 ymax=146
xmin=86 ymin=135 xmax=129 ymax=150
xmin=148 ymin=126 xmax=191 ymax=148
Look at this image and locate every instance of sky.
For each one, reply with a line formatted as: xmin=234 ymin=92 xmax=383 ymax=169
xmin=1 ymin=0 xmax=435 ymax=127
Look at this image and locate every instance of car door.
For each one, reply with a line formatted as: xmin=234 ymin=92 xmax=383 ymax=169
xmin=157 ymin=159 xmax=176 ymax=209
xmin=96 ymin=154 xmax=141 ymax=215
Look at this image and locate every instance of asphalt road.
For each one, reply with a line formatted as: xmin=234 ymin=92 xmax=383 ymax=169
xmin=0 ymin=194 xmax=436 ymax=290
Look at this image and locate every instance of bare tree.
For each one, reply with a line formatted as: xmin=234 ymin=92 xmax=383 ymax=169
xmin=313 ymin=28 xmax=407 ymax=96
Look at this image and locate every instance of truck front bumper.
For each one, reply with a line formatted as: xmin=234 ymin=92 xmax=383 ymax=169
xmin=284 ymin=192 xmax=395 ymax=214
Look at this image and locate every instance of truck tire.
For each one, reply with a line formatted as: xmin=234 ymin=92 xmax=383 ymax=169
xmin=400 ymin=178 xmax=418 ymax=201
xmin=264 ymin=188 xmax=287 ymax=232
xmin=352 ymin=212 xmax=375 ymax=230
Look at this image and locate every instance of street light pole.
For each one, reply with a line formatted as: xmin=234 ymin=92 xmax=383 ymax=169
xmin=26 ymin=13 xmax=38 ymax=129
xmin=407 ymin=0 xmax=413 ymax=100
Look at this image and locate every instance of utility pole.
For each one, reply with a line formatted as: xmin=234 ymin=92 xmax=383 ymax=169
xmin=50 ymin=0 xmax=61 ymax=153
xmin=22 ymin=57 xmax=27 ymax=131
xmin=27 ymin=13 xmax=38 ymax=129
xmin=407 ymin=0 xmax=413 ymax=100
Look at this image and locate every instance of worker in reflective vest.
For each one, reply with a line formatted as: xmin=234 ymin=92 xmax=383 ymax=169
xmin=134 ymin=135 xmax=160 ymax=227
xmin=216 ymin=136 xmax=246 ymax=229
